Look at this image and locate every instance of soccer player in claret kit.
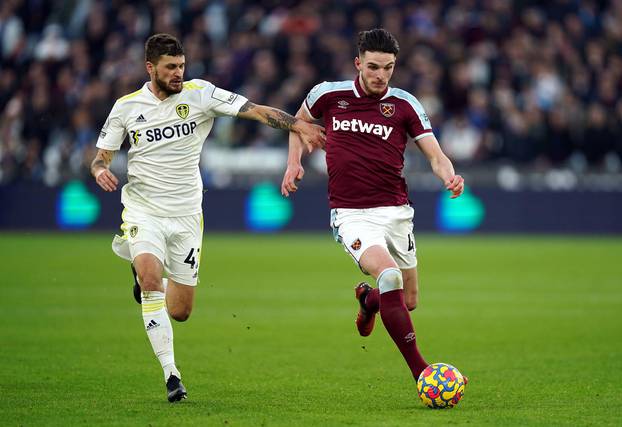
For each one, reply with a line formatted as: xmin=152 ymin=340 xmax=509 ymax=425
xmin=281 ymin=28 xmax=468 ymax=386
xmin=91 ymin=33 xmax=324 ymax=402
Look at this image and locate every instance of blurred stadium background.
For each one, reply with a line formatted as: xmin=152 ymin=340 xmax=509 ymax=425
xmin=1 ymin=0 xmax=621 ymax=233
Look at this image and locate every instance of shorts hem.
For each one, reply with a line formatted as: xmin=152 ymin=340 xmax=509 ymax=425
xmin=131 ymin=247 xmax=165 ymax=265
xmin=397 ymin=261 xmax=418 ymax=270
xmin=167 ymin=275 xmax=198 ymax=287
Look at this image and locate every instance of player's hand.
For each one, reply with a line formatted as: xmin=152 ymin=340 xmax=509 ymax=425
xmin=296 ymin=120 xmax=326 ymax=153
xmin=445 ymin=174 xmax=464 ymax=199
xmin=281 ymin=164 xmax=305 ymax=197
xmin=95 ymin=168 xmax=119 ymax=192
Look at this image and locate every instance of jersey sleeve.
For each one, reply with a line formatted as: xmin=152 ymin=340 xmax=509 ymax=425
xmin=303 ymin=81 xmax=331 ymax=120
xmin=405 ymin=95 xmax=434 ymax=140
xmin=195 ymin=79 xmax=248 ymax=117
xmin=96 ymin=101 xmax=127 ymax=150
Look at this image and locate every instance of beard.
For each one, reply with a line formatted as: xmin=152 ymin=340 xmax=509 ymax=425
xmin=360 ymin=74 xmax=387 ymax=96
xmin=154 ymin=74 xmax=183 ymax=95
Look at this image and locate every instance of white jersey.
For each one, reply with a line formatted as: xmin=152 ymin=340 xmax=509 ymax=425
xmin=96 ymin=78 xmax=248 ymax=216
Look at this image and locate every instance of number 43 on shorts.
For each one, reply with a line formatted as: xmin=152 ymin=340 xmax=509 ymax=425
xmin=184 ymin=247 xmax=200 ymax=269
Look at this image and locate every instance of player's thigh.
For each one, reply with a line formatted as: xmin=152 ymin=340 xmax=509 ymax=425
xmin=122 ymin=209 xmax=167 ymax=290
xmin=358 ymin=245 xmax=399 ymax=278
xmin=166 ymin=279 xmax=195 ymax=322
xmin=401 ymin=267 xmax=419 ymax=310
xmin=331 ymin=208 xmax=390 ymax=275
xmin=133 ymin=253 xmax=165 ymax=292
xmin=165 ymin=213 xmax=203 ymax=287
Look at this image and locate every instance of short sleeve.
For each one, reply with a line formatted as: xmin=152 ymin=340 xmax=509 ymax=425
xmin=196 ymin=79 xmax=248 ymax=117
xmin=96 ymin=101 xmax=127 ymax=150
xmin=303 ymin=82 xmax=330 ymax=120
xmin=401 ymin=93 xmax=433 ymax=140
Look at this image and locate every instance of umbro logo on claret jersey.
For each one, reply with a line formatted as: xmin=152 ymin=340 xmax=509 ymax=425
xmin=338 ymin=100 xmax=349 ymax=109
xmin=136 ymin=114 xmax=147 ymax=123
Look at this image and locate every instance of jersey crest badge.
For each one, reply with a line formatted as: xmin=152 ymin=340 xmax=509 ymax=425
xmin=380 ymin=103 xmax=395 ymax=118
xmin=351 ymin=238 xmax=362 ymax=251
xmin=129 ymin=226 xmax=138 ymax=238
xmin=176 ymin=104 xmax=190 ymax=119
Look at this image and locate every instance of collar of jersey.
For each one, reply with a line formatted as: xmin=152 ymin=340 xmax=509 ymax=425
xmin=143 ymin=82 xmax=179 ymax=103
xmin=354 ymin=76 xmax=389 ymax=100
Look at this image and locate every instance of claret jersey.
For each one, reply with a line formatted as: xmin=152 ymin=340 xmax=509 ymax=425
xmin=304 ymin=78 xmax=433 ymax=209
xmin=96 ymin=79 xmax=248 ymax=216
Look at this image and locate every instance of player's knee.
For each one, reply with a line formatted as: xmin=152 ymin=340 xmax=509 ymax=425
xmin=405 ymin=299 xmax=418 ymax=311
xmin=171 ymin=313 xmax=190 ymax=322
xmin=138 ymin=274 xmax=162 ymax=292
xmin=377 ymin=267 xmax=403 ymax=293
xmin=170 ymin=306 xmax=192 ymax=322
xmin=405 ymin=292 xmax=418 ymax=311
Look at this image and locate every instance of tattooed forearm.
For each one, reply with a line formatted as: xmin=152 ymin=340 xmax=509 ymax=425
xmin=91 ymin=149 xmax=114 ymax=177
xmin=238 ymin=103 xmax=298 ymax=130
xmin=265 ymin=108 xmax=297 ymax=130
xmin=239 ymin=101 xmax=256 ymax=113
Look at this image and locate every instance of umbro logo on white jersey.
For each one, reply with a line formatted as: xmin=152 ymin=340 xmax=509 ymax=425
xmin=136 ymin=114 xmax=147 ymax=123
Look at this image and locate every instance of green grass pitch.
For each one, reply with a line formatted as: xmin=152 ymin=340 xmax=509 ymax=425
xmin=1 ymin=232 xmax=621 ymax=426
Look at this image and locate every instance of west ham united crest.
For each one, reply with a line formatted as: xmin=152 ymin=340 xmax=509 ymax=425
xmin=351 ymin=238 xmax=362 ymax=251
xmin=380 ymin=102 xmax=395 ymax=118
xmin=176 ymin=104 xmax=189 ymax=119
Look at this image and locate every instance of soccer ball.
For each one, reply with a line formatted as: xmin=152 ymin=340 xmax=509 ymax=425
xmin=417 ymin=363 xmax=465 ymax=408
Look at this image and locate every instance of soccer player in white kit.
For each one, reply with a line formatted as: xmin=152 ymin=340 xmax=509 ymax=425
xmin=91 ymin=33 xmax=325 ymax=402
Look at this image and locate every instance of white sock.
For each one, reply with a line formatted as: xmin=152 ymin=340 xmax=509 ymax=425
xmin=141 ymin=290 xmax=180 ymax=381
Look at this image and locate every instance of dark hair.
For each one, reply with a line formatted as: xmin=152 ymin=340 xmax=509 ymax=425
xmin=357 ymin=28 xmax=400 ymax=56
xmin=145 ymin=33 xmax=184 ymax=64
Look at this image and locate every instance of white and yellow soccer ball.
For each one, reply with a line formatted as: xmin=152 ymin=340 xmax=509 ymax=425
xmin=417 ymin=363 xmax=465 ymax=408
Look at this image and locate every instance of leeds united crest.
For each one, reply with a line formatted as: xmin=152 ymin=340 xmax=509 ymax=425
xmin=176 ymin=104 xmax=190 ymax=119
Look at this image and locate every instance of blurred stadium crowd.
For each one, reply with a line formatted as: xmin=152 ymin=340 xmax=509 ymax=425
xmin=0 ymin=0 xmax=621 ymax=186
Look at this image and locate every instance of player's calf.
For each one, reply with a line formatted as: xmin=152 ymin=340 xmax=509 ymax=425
xmin=165 ymin=280 xmax=195 ymax=322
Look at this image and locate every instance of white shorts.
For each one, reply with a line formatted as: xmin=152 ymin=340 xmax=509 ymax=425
xmin=330 ymin=205 xmax=417 ymax=273
xmin=111 ymin=209 xmax=203 ymax=286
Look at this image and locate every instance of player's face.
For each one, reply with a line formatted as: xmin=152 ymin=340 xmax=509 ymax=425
xmin=149 ymin=55 xmax=185 ymax=95
xmin=355 ymin=52 xmax=396 ymax=96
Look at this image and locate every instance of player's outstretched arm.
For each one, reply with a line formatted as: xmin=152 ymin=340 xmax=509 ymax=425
xmin=416 ymin=135 xmax=464 ymax=198
xmin=281 ymin=106 xmax=312 ymax=197
xmin=91 ymin=148 xmax=119 ymax=192
xmin=237 ymin=101 xmax=325 ymax=152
